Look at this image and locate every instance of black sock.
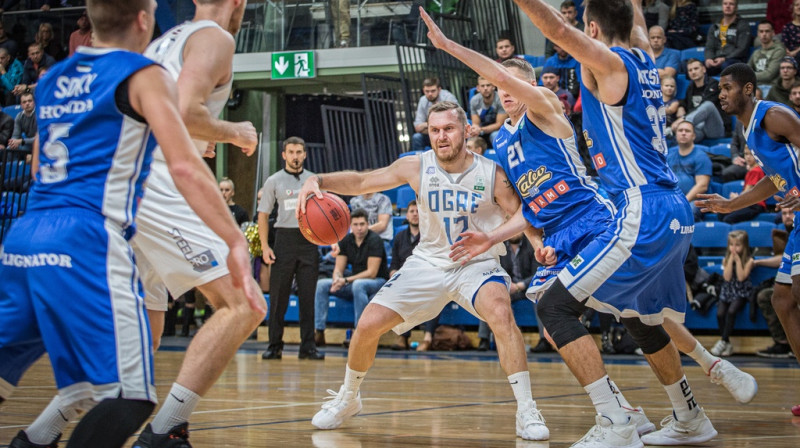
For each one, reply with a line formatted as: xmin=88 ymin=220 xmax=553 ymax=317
xmin=66 ymin=398 xmax=154 ymax=448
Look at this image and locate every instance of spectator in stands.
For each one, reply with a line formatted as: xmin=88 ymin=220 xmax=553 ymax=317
xmin=667 ymin=120 xmax=710 ymax=221
xmin=790 ymin=80 xmax=800 ymax=114
xmin=644 ymin=0 xmax=670 ymax=31
xmin=543 ymin=43 xmax=581 ymax=99
xmin=466 ymin=136 xmax=487 ymax=155
xmin=540 ymin=67 xmax=575 ymax=112
xmin=68 ymin=10 xmax=92 ymax=57
xmin=476 ymin=233 xmax=538 ymax=352
xmin=314 ymin=208 xmax=389 ymax=347
xmin=748 ymin=21 xmax=786 ymax=96
xmin=650 ymin=25 xmax=680 ymax=79
xmin=667 ymin=0 xmax=699 ymax=50
xmin=36 ymin=22 xmax=65 ymax=62
xmin=544 ymin=1 xmax=583 ymax=58
xmin=711 ymin=230 xmax=754 ymax=357
xmin=13 ymin=43 xmax=54 ymax=97
xmin=0 ymin=108 xmax=12 ymax=148
xmin=0 ymin=47 xmax=22 ymax=106
xmin=0 ymin=21 xmax=18 ymax=62
xmin=719 ymin=146 xmax=766 ymax=224
xmin=766 ymin=56 xmax=800 ymax=106
xmin=704 ymin=0 xmax=753 ymax=75
xmin=330 ymin=0 xmax=351 ymax=47
xmin=672 ymin=58 xmax=727 ymax=142
xmin=0 ymin=0 xmax=59 ymax=15
xmin=754 ymin=207 xmax=795 ymax=358
xmin=388 ymin=201 xmax=420 ymax=350
xmin=412 ymin=77 xmax=459 ymax=151
xmin=468 ymin=76 xmax=507 ymax=147
xmin=258 ymin=137 xmax=324 ymax=360
xmin=782 ymin=0 xmax=800 ymax=58
xmin=7 ymin=91 xmax=34 ymax=152
xmin=219 ymin=178 xmax=249 ymax=226
xmin=662 ymin=75 xmax=685 ymax=136
xmin=768 ymin=0 xmax=794 ymax=35
xmin=494 ymin=36 xmax=519 ymax=63
xmin=349 ymin=191 xmax=394 ymax=249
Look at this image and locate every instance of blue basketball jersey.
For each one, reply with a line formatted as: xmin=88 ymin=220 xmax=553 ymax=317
xmin=745 ymin=100 xmax=800 ymax=197
xmin=29 ymin=48 xmax=158 ymax=231
xmin=493 ymin=114 xmax=611 ymax=234
xmin=580 ymin=47 xmax=677 ymax=199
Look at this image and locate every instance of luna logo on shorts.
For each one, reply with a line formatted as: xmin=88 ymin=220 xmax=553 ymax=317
xmin=169 ymin=228 xmax=219 ymax=272
xmin=1 ymin=251 xmax=73 ymax=268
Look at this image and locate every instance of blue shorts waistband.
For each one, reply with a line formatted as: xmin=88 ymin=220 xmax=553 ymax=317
xmin=611 ymin=184 xmax=682 ymax=207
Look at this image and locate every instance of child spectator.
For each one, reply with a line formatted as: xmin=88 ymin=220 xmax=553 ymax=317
xmin=719 ymin=146 xmax=766 ymax=224
xmin=711 ymin=230 xmax=755 ymax=357
xmin=466 ymin=136 xmax=488 ymax=155
xmin=661 ymin=75 xmax=685 ymax=135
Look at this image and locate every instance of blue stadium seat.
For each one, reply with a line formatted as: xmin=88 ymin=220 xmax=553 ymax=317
xmin=393 ymin=223 xmax=407 ymax=237
xmin=707 ymin=143 xmax=731 ymax=158
xmin=383 ymin=186 xmax=401 ymax=204
xmin=395 ymin=185 xmax=416 ymax=211
xmin=392 ymin=216 xmax=406 ymax=232
xmin=2 ymin=105 xmax=20 ymax=118
xmin=707 ymin=181 xmax=722 ymax=196
xmin=700 ymin=137 xmax=731 ymax=147
xmin=704 ymin=213 xmax=719 ymax=221
xmin=750 ymin=265 xmax=777 ymax=286
xmin=680 ymin=47 xmax=705 ymax=65
xmin=468 ymin=86 xmax=477 ymax=99
xmin=698 ymin=255 xmax=723 ymax=266
xmin=754 ymin=212 xmax=778 ymax=223
xmin=439 ymin=302 xmax=480 ymax=326
xmin=732 ymin=221 xmax=776 ymax=248
xmin=399 ymin=150 xmax=424 ymax=158
xmin=521 ymin=54 xmax=546 ymax=67
xmin=693 ymin=144 xmax=709 ymax=154
xmin=692 ymin=222 xmax=731 ymax=250
xmin=721 ymin=180 xmax=744 ymax=198
xmin=675 ymin=73 xmax=689 ymax=100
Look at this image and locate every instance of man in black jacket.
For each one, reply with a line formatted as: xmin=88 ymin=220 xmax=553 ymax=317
xmin=704 ymin=0 xmax=752 ymax=75
xmin=671 ymin=58 xmax=728 ymax=142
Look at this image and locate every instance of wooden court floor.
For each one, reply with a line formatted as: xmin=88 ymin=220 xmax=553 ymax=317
xmin=1 ymin=343 xmax=799 ymax=447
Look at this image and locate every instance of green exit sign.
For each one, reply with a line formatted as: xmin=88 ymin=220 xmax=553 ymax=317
xmin=271 ymin=51 xmax=316 ymax=79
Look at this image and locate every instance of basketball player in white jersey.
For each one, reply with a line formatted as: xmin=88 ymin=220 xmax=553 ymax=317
xmin=295 ymin=102 xmax=549 ymax=441
xmin=130 ymin=1 xmax=267 ymax=446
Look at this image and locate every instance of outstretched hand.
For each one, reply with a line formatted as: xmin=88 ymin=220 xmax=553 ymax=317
xmin=296 ymin=176 xmax=324 ymax=218
xmin=535 ymin=246 xmax=557 ymax=267
xmin=450 ymin=231 xmax=492 ymax=265
xmin=694 ymin=193 xmax=734 ymax=214
xmin=420 ymin=7 xmax=450 ymax=50
xmin=776 ymin=194 xmax=800 ymax=212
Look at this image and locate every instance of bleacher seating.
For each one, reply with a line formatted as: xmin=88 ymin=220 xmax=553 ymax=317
xmin=732 ymin=221 xmax=776 ymax=248
xmin=721 ymin=180 xmax=744 ymax=198
xmin=699 ymin=137 xmax=731 ymax=147
xmin=680 ymin=47 xmax=705 ymax=65
xmin=395 ymin=185 xmax=416 ymax=211
xmin=693 ymin=221 xmax=731 ymax=251
xmin=754 ymin=213 xmax=778 ymax=223
xmin=2 ymin=105 xmax=20 ymax=118
xmin=675 ymin=73 xmax=689 ymax=100
xmin=707 ymin=143 xmax=731 ymax=158
xmin=521 ymin=54 xmax=546 ymax=68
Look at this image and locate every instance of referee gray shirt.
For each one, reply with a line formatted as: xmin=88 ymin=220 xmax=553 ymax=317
xmin=257 ymin=168 xmax=316 ymax=229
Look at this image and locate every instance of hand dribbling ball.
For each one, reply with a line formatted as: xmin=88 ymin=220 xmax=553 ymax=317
xmin=298 ymin=192 xmax=350 ymax=245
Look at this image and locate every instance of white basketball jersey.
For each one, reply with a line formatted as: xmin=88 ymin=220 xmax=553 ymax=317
xmin=415 ymin=150 xmax=507 ymax=269
xmin=144 ymin=20 xmax=232 ymax=161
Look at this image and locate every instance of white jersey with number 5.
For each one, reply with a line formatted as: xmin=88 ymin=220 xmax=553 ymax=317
xmin=414 ymin=150 xmax=507 ymax=269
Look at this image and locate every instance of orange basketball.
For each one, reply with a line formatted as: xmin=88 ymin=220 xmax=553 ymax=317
xmin=298 ymin=192 xmax=351 ymax=245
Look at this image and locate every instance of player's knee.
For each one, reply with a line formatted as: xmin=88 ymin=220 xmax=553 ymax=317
xmin=480 ymin=298 xmax=515 ymax=331
xmin=536 ymin=280 xmax=587 ymax=349
xmin=772 ymin=284 xmax=795 ymax=314
xmin=620 ymin=317 xmax=670 ymax=355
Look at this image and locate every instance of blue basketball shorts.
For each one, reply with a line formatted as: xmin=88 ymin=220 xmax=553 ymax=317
xmin=0 ymin=209 xmax=156 ymax=407
xmin=557 ymin=185 xmax=694 ymax=325
xmin=776 ymin=212 xmax=800 ymax=284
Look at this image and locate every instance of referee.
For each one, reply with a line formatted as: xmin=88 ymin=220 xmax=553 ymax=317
xmin=258 ymin=137 xmax=324 ymax=360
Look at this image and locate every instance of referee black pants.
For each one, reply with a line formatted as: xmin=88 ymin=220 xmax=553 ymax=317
xmin=268 ymin=228 xmax=320 ymax=352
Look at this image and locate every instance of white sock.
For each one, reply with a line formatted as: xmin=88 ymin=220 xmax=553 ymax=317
xmin=151 ymin=383 xmax=201 ymax=434
xmin=584 ymin=375 xmax=627 ymax=425
xmin=607 ymin=379 xmax=634 ymax=411
xmin=687 ymin=342 xmax=719 ymax=374
xmin=26 ymin=395 xmax=78 ymax=445
xmin=664 ymin=376 xmax=700 ymax=422
xmin=344 ymin=365 xmax=367 ymax=394
xmin=508 ymin=371 xmax=535 ymax=411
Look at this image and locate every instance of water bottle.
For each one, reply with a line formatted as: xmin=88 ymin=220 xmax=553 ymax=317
xmin=410 ymin=341 xmax=419 ymax=350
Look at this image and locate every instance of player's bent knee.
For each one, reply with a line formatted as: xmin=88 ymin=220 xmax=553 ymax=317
xmin=620 ymin=317 xmax=670 ymax=355
xmin=772 ymin=284 xmax=795 ymax=314
xmin=536 ymin=280 xmax=588 ymax=349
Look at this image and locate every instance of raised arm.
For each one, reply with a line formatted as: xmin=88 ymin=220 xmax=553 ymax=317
xmin=630 ymin=0 xmax=653 ymax=58
xmin=296 ymin=156 xmax=420 ymax=216
xmin=178 ymin=27 xmax=257 ymax=155
xmin=512 ymin=0 xmax=628 ymax=104
xmin=420 ymin=8 xmax=571 ymax=138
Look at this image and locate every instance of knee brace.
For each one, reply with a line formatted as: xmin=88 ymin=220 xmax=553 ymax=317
xmin=536 ymin=279 xmax=589 ymax=349
xmin=620 ymin=317 xmax=670 ymax=355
